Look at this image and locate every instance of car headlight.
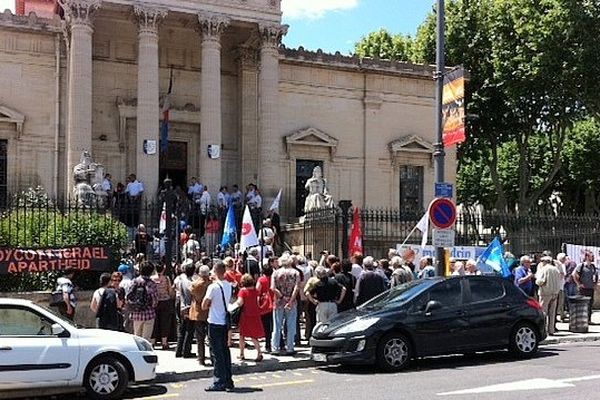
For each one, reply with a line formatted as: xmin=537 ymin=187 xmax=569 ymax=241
xmin=313 ymin=322 xmax=329 ymax=335
xmin=134 ymin=336 xmax=153 ymax=352
xmin=332 ymin=317 xmax=380 ymax=336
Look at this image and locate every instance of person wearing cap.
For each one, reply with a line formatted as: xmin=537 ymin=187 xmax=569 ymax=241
xmin=536 ymin=255 xmax=562 ymax=335
xmin=55 ymin=267 xmax=77 ymax=321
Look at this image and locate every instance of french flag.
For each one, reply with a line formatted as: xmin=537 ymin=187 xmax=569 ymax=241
xmin=160 ymin=69 xmax=173 ymax=153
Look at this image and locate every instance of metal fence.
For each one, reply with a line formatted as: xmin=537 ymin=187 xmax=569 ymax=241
xmin=301 ymin=206 xmax=600 ymax=259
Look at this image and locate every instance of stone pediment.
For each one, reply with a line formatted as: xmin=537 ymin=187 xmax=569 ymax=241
xmin=0 ymin=105 xmax=25 ymax=139
xmin=285 ymin=127 xmax=338 ymax=158
xmin=388 ymin=135 xmax=434 ymax=154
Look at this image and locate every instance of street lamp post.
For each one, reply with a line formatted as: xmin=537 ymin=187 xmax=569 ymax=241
xmin=434 ymin=0 xmax=446 ymax=276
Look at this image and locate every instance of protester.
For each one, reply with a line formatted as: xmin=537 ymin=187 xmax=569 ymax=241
xmin=536 ymin=255 xmax=562 ymax=335
xmin=90 ymin=272 xmax=122 ymax=331
xmin=555 ymin=253 xmax=568 ymax=321
xmin=127 ymin=261 xmax=159 ymax=341
xmin=175 ymin=261 xmax=197 ymax=358
xmin=202 ymin=261 xmax=234 ymax=392
xmin=350 ymin=252 xmax=364 ymax=280
xmin=190 ymin=264 xmax=211 ymax=365
xmin=152 ymin=263 xmax=175 ymax=350
xmin=55 ymin=267 xmax=77 ymax=320
xmin=308 ymin=266 xmax=346 ymax=324
xmin=514 ymin=255 xmax=535 ymax=297
xmin=271 ymin=254 xmax=301 ymax=355
xmin=390 ymin=256 xmax=413 ymax=287
xmin=355 ymin=256 xmax=387 ymax=306
xmin=231 ymin=274 xmax=265 ymax=361
xmin=573 ymin=250 xmax=598 ymax=324
xmin=134 ymin=224 xmax=150 ymax=256
xmin=464 ymin=259 xmax=481 ymax=276
xmin=334 ymin=259 xmax=356 ymax=312
xmin=256 ymin=263 xmax=275 ymax=353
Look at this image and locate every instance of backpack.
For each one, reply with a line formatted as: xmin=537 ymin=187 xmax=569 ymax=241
xmin=97 ymin=288 xmax=120 ymax=329
xmin=126 ymin=279 xmax=150 ymax=312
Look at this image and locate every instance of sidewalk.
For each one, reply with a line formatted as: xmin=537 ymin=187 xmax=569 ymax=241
xmin=155 ymin=311 xmax=600 ymax=383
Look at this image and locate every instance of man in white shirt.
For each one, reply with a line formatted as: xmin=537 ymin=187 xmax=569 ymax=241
xmin=101 ymin=173 xmax=112 ymax=194
xmin=125 ymin=174 xmax=144 ymax=198
xmin=230 ymin=185 xmax=243 ymax=207
xmin=217 ymin=186 xmax=230 ymax=209
xmin=188 ymin=177 xmax=203 ymax=200
xmin=199 ymin=186 xmax=212 ymax=215
xmin=202 ymin=261 xmax=234 ymax=392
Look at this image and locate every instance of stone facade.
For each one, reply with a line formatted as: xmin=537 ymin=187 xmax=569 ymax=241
xmin=0 ymin=0 xmax=457 ymax=219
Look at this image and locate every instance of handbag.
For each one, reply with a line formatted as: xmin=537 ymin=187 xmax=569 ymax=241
xmin=218 ymin=283 xmax=234 ymax=329
xmin=50 ymin=290 xmax=64 ymax=307
xmin=228 ymin=302 xmax=243 ymax=327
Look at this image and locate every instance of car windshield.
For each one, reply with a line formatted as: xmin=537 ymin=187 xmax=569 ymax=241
xmin=358 ymin=280 xmax=434 ymax=310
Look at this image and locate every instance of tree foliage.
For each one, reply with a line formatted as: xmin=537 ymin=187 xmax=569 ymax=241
xmin=356 ymin=0 xmax=600 ymax=213
xmin=355 ymin=29 xmax=415 ymax=61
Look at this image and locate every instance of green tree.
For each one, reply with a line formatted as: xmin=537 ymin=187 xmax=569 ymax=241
xmin=355 ymin=29 xmax=415 ymax=61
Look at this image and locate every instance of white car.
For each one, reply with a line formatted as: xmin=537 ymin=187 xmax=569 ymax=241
xmin=0 ymin=298 xmax=157 ymax=399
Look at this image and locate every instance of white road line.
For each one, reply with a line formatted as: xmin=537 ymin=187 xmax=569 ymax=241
xmin=561 ymin=374 xmax=600 ymax=383
xmin=437 ymin=378 xmax=574 ymax=396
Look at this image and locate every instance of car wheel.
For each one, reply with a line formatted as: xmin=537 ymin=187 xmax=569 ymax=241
xmin=84 ymin=357 xmax=128 ymax=400
xmin=376 ymin=332 xmax=412 ymax=372
xmin=509 ymin=323 xmax=539 ymax=358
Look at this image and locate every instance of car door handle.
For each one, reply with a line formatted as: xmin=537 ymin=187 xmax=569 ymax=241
xmin=0 ymin=346 xmax=12 ymax=351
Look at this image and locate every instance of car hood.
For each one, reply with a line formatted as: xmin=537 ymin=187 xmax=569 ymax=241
xmin=74 ymin=328 xmax=140 ymax=350
xmin=314 ymin=307 xmax=394 ymax=337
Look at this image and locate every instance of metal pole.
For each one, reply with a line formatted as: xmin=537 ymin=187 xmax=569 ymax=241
xmin=435 ymin=0 xmax=446 ymax=277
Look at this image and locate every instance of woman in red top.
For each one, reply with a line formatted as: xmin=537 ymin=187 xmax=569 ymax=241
xmin=256 ymin=262 xmax=274 ymax=353
xmin=233 ymin=274 xmax=265 ymax=361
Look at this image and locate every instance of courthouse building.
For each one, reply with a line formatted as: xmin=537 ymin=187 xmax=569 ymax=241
xmin=0 ymin=0 xmax=456 ymax=219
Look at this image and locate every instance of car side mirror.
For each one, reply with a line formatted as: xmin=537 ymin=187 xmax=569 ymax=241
xmin=424 ymin=300 xmax=442 ymax=315
xmin=51 ymin=323 xmax=67 ymax=337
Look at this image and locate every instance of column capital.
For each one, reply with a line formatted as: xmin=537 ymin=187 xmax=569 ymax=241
xmin=259 ymin=23 xmax=288 ymax=48
xmin=197 ymin=12 xmax=230 ymax=41
xmin=134 ymin=4 xmax=167 ymax=35
xmin=58 ymin=0 xmax=101 ymax=28
xmin=237 ymin=45 xmax=258 ymax=69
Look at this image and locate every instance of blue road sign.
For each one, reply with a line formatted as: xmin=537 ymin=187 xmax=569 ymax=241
xmin=435 ymin=182 xmax=454 ymax=198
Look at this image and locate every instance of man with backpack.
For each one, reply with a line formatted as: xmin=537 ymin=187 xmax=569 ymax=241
xmin=573 ymin=250 xmax=598 ymax=324
xmin=127 ymin=261 xmax=159 ymax=340
xmin=90 ymin=273 xmax=122 ymax=331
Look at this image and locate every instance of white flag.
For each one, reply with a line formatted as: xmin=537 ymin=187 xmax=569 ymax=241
xmin=240 ymin=205 xmax=259 ymax=251
xmin=269 ymin=188 xmax=283 ymax=211
xmin=159 ymin=203 xmax=166 ymax=234
xmin=416 ymin=212 xmax=429 ymax=250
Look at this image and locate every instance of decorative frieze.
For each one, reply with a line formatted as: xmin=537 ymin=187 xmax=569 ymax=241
xmin=259 ymin=23 xmax=288 ymax=48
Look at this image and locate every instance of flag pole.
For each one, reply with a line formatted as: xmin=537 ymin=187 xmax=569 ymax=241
xmin=399 ymin=224 xmax=420 ymax=248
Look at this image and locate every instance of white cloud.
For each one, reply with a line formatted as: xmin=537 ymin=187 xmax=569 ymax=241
xmin=282 ymin=0 xmax=359 ymax=20
xmin=0 ymin=0 xmax=14 ymax=13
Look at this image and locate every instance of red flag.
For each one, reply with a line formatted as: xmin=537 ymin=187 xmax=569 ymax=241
xmin=348 ymin=207 xmax=363 ymax=257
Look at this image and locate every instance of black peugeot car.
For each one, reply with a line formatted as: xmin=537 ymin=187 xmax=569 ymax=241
xmin=310 ymin=275 xmax=546 ymax=371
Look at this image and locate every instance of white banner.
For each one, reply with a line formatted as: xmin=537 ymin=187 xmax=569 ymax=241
xmin=396 ymin=244 xmax=486 ymax=261
xmin=564 ymin=243 xmax=600 ymax=265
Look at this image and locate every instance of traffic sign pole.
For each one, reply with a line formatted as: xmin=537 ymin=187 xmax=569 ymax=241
xmin=434 ymin=0 xmax=446 ymax=277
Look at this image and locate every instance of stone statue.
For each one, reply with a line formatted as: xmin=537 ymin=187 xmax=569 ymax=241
xmin=304 ymin=166 xmax=334 ymax=212
xmin=73 ymin=150 xmax=108 ymax=207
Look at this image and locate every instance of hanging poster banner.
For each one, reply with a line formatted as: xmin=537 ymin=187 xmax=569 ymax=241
xmin=0 ymin=246 xmax=111 ymax=274
xmin=442 ymin=68 xmax=466 ymax=147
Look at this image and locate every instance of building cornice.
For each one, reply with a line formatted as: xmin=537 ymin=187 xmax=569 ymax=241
xmin=0 ymin=9 xmax=64 ymax=33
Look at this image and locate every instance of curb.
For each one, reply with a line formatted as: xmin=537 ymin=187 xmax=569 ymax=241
xmin=154 ymin=334 xmax=600 ymax=384
xmin=155 ymin=358 xmax=316 ymax=384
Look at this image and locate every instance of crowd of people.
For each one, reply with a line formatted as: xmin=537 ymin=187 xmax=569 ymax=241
xmin=51 ymin=241 xmax=597 ymax=392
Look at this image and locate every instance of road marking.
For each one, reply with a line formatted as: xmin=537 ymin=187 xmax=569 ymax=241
xmin=251 ymin=379 xmax=315 ymax=389
xmin=272 ymin=373 xmax=282 ymax=378
xmin=438 ymin=374 xmax=600 ymax=396
xmin=292 ymin=372 xmax=303 ymax=376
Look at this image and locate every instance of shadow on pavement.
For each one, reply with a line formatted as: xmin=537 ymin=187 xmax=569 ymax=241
xmin=227 ymin=387 xmax=264 ymax=394
xmin=320 ymin=349 xmax=562 ymax=375
xmin=122 ymin=384 xmax=169 ymax=399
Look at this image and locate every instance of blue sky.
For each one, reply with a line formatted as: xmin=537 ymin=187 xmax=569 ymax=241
xmin=0 ymin=0 xmax=432 ymax=55
xmin=282 ymin=0 xmax=434 ymax=54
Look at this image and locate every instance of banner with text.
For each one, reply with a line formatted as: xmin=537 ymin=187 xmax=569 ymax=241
xmin=397 ymin=244 xmax=486 ymax=261
xmin=0 ymin=246 xmax=111 ymax=274
xmin=442 ymin=68 xmax=466 ymax=147
xmin=564 ymin=243 xmax=600 ymax=265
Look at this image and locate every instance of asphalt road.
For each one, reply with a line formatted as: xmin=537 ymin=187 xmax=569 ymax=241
xmin=21 ymin=342 xmax=600 ymax=400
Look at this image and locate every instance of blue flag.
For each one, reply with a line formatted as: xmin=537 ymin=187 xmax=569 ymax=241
xmin=220 ymin=201 xmax=237 ymax=249
xmin=477 ymin=237 xmax=511 ymax=278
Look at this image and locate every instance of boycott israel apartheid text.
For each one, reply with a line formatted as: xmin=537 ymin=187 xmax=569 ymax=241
xmin=0 ymin=246 xmax=110 ymax=274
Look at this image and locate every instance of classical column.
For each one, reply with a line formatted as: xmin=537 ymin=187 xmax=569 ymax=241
xmin=134 ymin=5 xmax=166 ymax=198
xmin=258 ymin=24 xmax=287 ymax=203
xmin=237 ymin=45 xmax=259 ymax=185
xmin=59 ymin=0 xmax=101 ymax=196
xmin=197 ymin=13 xmax=229 ymax=192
